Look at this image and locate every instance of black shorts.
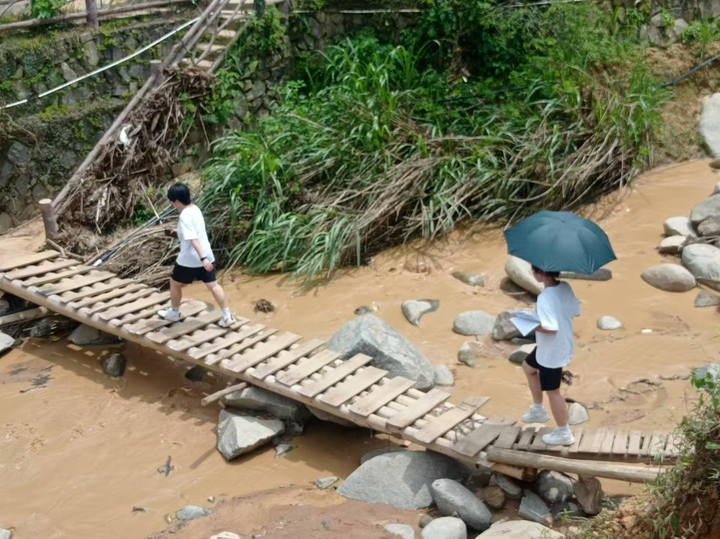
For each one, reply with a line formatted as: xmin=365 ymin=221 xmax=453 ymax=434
xmin=171 ymin=263 xmax=216 ymax=284
xmin=524 ymin=348 xmax=563 ymax=391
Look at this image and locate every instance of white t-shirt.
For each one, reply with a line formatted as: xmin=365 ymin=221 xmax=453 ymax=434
xmin=176 ymin=205 xmax=215 ymax=268
xmin=535 ymin=281 xmax=580 ymax=368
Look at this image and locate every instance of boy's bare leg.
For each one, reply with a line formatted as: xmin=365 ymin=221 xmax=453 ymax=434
xmin=170 ymin=278 xmax=183 ymax=308
xmin=205 ymin=281 xmax=229 ymax=310
xmin=522 ymin=361 xmax=544 ymax=405
xmin=547 ymin=389 xmax=568 ymax=426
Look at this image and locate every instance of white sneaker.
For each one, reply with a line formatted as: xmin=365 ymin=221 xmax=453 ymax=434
xmin=521 ymin=407 xmax=550 ymax=423
xmin=218 ymin=313 xmax=236 ymax=328
xmin=542 ymin=428 xmax=575 ymax=446
xmin=158 ymin=308 xmax=181 ymax=322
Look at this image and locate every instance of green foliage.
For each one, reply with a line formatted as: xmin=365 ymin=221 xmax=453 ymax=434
xmin=30 ymin=0 xmax=70 ymax=19
xmin=202 ymin=19 xmax=666 ymax=285
xmin=682 ymin=18 xmax=720 ymax=58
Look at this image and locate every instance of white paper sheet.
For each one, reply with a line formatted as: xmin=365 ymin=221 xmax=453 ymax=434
xmin=509 ymin=310 xmax=540 ymax=337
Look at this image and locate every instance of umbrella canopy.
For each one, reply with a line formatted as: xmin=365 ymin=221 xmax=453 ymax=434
xmin=504 ymin=211 xmax=616 ymax=274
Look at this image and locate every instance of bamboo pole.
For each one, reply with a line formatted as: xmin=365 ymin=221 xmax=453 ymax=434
xmin=38 ymin=199 xmax=57 ymax=241
xmin=0 ymin=307 xmax=49 ymax=327
xmin=201 ymin=382 xmax=247 ymax=406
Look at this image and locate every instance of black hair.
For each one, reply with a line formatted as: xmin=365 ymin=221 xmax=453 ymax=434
xmin=168 ymin=183 xmax=191 ymax=205
xmin=531 ymin=265 xmax=560 ymax=279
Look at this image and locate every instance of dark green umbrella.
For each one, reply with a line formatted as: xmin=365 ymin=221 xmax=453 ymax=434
xmin=504 ymin=211 xmax=616 ymax=274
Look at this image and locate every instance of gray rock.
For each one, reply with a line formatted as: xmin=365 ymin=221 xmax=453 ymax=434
xmin=216 ymin=409 xmax=285 ymax=460
xmin=505 ymin=256 xmax=543 ymax=295
xmin=7 ymin=141 xmax=30 ymax=166
xmin=641 ymin=264 xmax=696 ymax=292
xmin=185 ymin=365 xmax=208 ymax=382
xmin=1 ymin=162 xmax=14 ymax=186
xmin=176 ymin=505 xmax=211 ymax=521
xmin=672 ymin=18 xmax=689 ymax=39
xmin=419 ymin=514 xmax=434 ymax=528
xmin=312 ymin=476 xmax=339 ymax=489
xmin=420 ymin=517 xmax=467 ymax=539
xmin=559 ymin=268 xmax=612 ymax=281
xmin=574 ymin=475 xmax=604 ymax=516
xmin=664 ymin=216 xmax=696 ymax=237
xmin=360 ymin=446 xmax=407 ymax=464
xmin=452 ymin=272 xmax=485 ymax=287
xmin=60 ymin=62 xmax=77 ymax=82
xmin=658 ymin=235 xmax=686 ymax=255
xmin=222 ymin=386 xmax=311 ymax=423
xmin=535 ymin=470 xmax=574 ymax=504
xmin=83 ymin=41 xmax=100 ymax=67
xmin=68 ymin=324 xmax=122 ymax=346
xmin=597 ymin=315 xmax=623 ymax=330
xmin=690 ymin=195 xmax=720 ymax=226
xmin=552 ymin=500 xmax=582 ymax=521
xmin=275 ymin=443 xmax=293 ymax=457
xmin=0 ymin=331 xmax=14 ymax=355
xmin=0 ymin=528 xmax=12 ymax=539
xmin=682 ymin=244 xmax=720 ymax=289
xmin=694 ymin=363 xmax=720 ymax=380
xmin=431 ymin=479 xmax=492 ymax=531
xmin=458 ymin=341 xmax=484 ymax=368
xmin=508 ymin=344 xmax=535 ymax=365
xmin=489 ymin=473 xmax=522 ymax=499
xmin=402 ymin=299 xmax=440 ymax=326
xmin=209 ymin=533 xmax=240 ymax=539
xmin=101 ymin=352 xmax=126 ymax=377
xmin=518 ymin=490 xmax=551 ymax=525
xmin=354 ymin=304 xmax=378 ymax=315
xmin=698 ymin=216 xmax=720 ymax=237
xmin=453 ymin=311 xmax=496 ymax=336
xmin=492 ymin=311 xmax=522 ymax=341
xmin=476 ymin=521 xmax=563 ymax=538
xmin=337 ymin=450 xmax=460 ymax=509
xmin=480 ymin=486 xmax=505 ymax=509
xmin=568 ymin=402 xmax=589 ymax=425
xmin=327 ymin=315 xmax=435 ymax=390
xmin=434 ymin=365 xmax=454 ymax=386
xmin=695 ymin=289 xmax=720 ymax=307
xmin=307 ymin=405 xmax=356 ymax=427
xmin=385 ymin=523 xmax=415 ymax=539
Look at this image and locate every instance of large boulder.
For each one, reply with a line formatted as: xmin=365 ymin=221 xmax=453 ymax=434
xmin=453 ymin=311 xmax=496 ymax=336
xmin=641 ymin=264 xmax=696 ymax=292
xmin=658 ymin=235 xmax=686 ymax=255
xmin=216 ymin=410 xmax=285 ymax=460
xmin=508 ymin=344 xmax=535 ymax=365
xmin=560 ymin=268 xmax=612 ymax=281
xmin=534 ymin=471 xmax=574 ymax=504
xmin=492 ymin=311 xmax=522 ymax=341
xmin=489 ymin=473 xmax=522 ymax=499
xmin=698 ymin=216 xmax=720 ymax=237
xmin=0 ymin=331 xmax=14 ymax=356
xmin=574 ymin=475 xmax=604 ymax=516
xmin=663 ymin=216 xmax=696 ymax=237
xmin=434 ymin=365 xmax=455 ymax=387
xmin=568 ymin=402 xmax=589 ymax=425
xmin=327 ymin=315 xmax=435 ymax=390
xmin=695 ymin=289 xmax=720 ymax=308
xmin=420 ymin=517 xmax=467 ymax=539
xmin=337 ymin=450 xmax=460 ymax=510
xmin=476 ymin=521 xmax=563 ymax=538
xmin=505 ymin=256 xmax=543 ymax=295
xmin=307 ymin=405 xmax=357 ymax=427
xmin=518 ymin=490 xmax=551 ymax=525
xmin=0 ymin=529 xmax=12 ymax=539
xmin=360 ymin=446 xmax=407 ymax=464
xmin=402 ymin=299 xmax=440 ymax=327
xmin=222 ymin=386 xmax=311 ymax=423
xmin=69 ymin=324 xmax=122 ymax=346
xmin=430 ymin=479 xmax=492 ymax=531
xmin=690 ymin=194 xmax=720 ymax=226
xmin=681 ymin=244 xmax=720 ymax=289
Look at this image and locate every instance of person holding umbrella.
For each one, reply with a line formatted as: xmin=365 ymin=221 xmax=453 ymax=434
xmin=504 ymin=211 xmax=616 ymax=446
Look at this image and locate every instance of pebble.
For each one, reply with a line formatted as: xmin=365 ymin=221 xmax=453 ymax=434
xmin=452 ymin=271 xmax=485 ymax=287
xmin=695 ymin=289 xmax=720 ymax=308
xmin=176 ymin=505 xmax=212 ymax=521
xmin=354 ymin=303 xmax=379 ymax=315
xmin=275 ymin=443 xmax=294 ymax=457
xmin=597 ymin=316 xmax=623 ymax=331
xmin=312 ymin=476 xmax=339 ymax=490
xmin=458 ymin=341 xmax=484 ymax=368
xmin=481 ymin=486 xmax=505 ymax=509
xmin=210 ymin=533 xmax=241 ymax=539
xmin=208 ymin=496 xmax=216 ymax=503
xmin=101 ymin=352 xmax=126 ymax=377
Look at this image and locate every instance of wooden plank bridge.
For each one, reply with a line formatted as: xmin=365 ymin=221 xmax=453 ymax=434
xmin=0 ymin=250 xmax=680 ymax=482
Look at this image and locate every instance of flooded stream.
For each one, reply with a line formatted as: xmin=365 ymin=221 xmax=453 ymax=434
xmin=1 ymin=160 xmax=719 ymax=538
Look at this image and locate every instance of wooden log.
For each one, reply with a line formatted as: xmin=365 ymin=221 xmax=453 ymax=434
xmin=201 ymin=382 xmax=247 ymax=406
xmin=0 ymin=306 xmax=48 ymax=327
xmin=38 ymin=199 xmax=57 ymax=241
xmin=485 ymin=447 xmax=664 ymax=483
xmin=150 ymin=60 xmax=164 ymax=87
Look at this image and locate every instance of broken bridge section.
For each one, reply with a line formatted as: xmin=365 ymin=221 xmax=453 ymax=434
xmin=0 ymin=250 xmax=679 ymax=482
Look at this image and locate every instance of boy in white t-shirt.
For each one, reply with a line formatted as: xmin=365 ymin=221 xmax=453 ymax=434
xmin=158 ymin=183 xmax=235 ymax=328
xmin=521 ymin=266 xmax=581 ymax=446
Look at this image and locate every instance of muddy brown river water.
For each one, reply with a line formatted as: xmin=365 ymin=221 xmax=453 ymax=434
xmin=1 ymin=160 xmax=719 ymax=538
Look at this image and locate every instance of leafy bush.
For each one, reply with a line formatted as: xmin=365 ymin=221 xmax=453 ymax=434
xmin=681 ymin=18 xmax=720 ymax=59
xmin=30 ymin=0 xmax=70 ymax=19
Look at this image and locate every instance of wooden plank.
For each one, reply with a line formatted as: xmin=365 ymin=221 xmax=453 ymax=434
xmin=514 ymin=428 xmax=536 ymax=451
xmin=320 ymin=366 xmax=388 ymax=407
xmin=589 ymin=428 xmax=607 ymax=455
xmin=168 ymin=326 xmax=231 ymax=352
xmin=24 ymin=266 xmax=92 ymax=286
xmin=250 ymin=340 xmax=326 ymax=380
xmin=111 ymin=302 xmax=174 ymax=327
xmin=36 ymin=271 xmax=114 ymax=296
xmin=5 ymin=259 xmax=77 ymax=280
xmin=145 ymin=310 xmax=223 ymax=344
xmin=187 ymin=321 xmax=262 ymax=360
xmin=0 ymin=250 xmax=59 ymax=272
xmin=125 ymin=300 xmax=209 ymax=335
xmin=97 ymin=292 xmax=171 ymax=321
xmin=529 ymin=427 xmax=554 ymax=451
xmin=84 ymin=287 xmax=156 ymax=315
xmin=298 ymin=354 xmax=373 ymax=398
xmin=612 ymin=429 xmax=629 ymax=456
xmin=206 ymin=329 xmax=278 ymax=366
xmin=578 ymin=429 xmax=598 ymax=453
xmin=386 ymin=388 xmax=451 ymax=430
xmin=663 ymin=433 xmax=682 ymax=457
xmin=566 ymin=427 xmax=585 ymax=455
xmin=600 ymin=429 xmax=616 ymax=455
xmin=61 ymin=279 xmax=138 ymax=304
xmin=494 ymin=426 xmax=522 ymax=450
xmin=276 ymin=349 xmax=340 ymax=387
xmin=648 ymin=431 xmax=667 ymax=456
xmin=454 ymin=424 xmax=506 ymax=457
xmin=411 ymin=398 xmax=484 ymax=445
xmin=349 ymin=376 xmax=416 ymax=417
xmin=627 ymin=430 xmax=643 ymax=457
xmin=224 ymin=333 xmax=302 ymax=373
xmin=640 ymin=431 xmax=657 ymax=457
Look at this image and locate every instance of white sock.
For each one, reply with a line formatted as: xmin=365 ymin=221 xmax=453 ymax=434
xmin=168 ymin=307 xmax=179 ymax=315
xmin=222 ymin=307 xmax=231 ymax=318
xmin=557 ymin=425 xmax=571 ymax=435
xmin=532 ymin=403 xmax=546 ymax=412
